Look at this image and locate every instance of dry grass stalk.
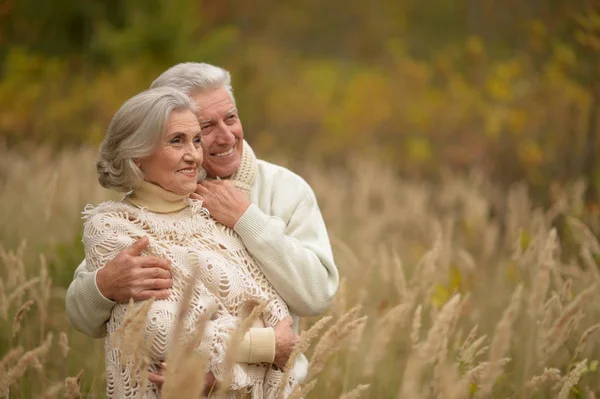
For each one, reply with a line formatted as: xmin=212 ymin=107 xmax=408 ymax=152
xmin=392 ymin=250 xmax=410 ymax=303
xmin=6 ymin=277 xmax=41 ymax=310
xmin=288 ymin=378 xmax=317 ymax=399
xmin=463 ymin=357 xmax=511 ymax=383
xmin=109 ymin=297 xmax=155 ymax=373
xmin=328 ymin=277 xmax=347 ymax=318
xmin=557 ymin=359 xmax=587 ymax=399
xmin=523 ymin=367 xmax=561 ymax=394
xmin=59 ymin=332 xmax=70 ymax=358
xmin=0 ymin=241 xmax=27 ymax=289
xmin=573 ymin=323 xmax=600 ymax=361
xmin=476 ymin=284 xmax=523 ymax=398
xmin=277 ymin=316 xmax=333 ymax=399
xmin=0 ymin=279 xmax=6 ymax=320
xmin=0 ymin=332 xmax=53 ymax=394
xmin=363 ymin=303 xmax=411 ymax=376
xmin=561 ymin=279 xmax=573 ymax=303
xmin=400 ymin=294 xmax=462 ymax=398
xmin=306 ymin=306 xmax=367 ymax=382
xmin=162 ymin=268 xmax=212 ymax=399
xmin=339 ymin=383 xmax=370 ymax=399
xmin=0 ymin=347 xmax=25 ymax=372
xmin=568 ymin=217 xmax=600 ymax=254
xmin=12 ymin=298 xmax=34 ymax=339
xmin=44 ymin=381 xmax=64 ymax=398
xmin=64 ymin=369 xmax=84 ymax=399
xmin=528 ymin=230 xmax=556 ymax=321
xmin=458 ymin=325 xmax=488 ymax=368
xmin=217 ymin=300 xmax=269 ymax=394
xmin=580 ymin=246 xmax=600 ymax=282
xmin=411 ymin=304 xmax=422 ymax=349
xmin=542 ymin=284 xmax=597 ymax=362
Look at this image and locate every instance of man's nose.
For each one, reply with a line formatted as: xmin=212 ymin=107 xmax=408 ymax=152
xmin=214 ymin=122 xmax=235 ymax=144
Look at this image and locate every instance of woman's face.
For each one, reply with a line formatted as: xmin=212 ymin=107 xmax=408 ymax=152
xmin=137 ymin=109 xmax=203 ymax=195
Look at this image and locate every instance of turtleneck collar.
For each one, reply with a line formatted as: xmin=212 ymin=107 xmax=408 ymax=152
xmin=125 ymin=180 xmax=189 ymax=214
xmin=124 ymin=140 xmax=259 ymax=213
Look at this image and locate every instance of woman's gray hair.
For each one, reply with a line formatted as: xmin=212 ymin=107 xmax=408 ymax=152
xmin=97 ymin=87 xmax=197 ymax=192
xmin=150 ymin=62 xmax=235 ymax=104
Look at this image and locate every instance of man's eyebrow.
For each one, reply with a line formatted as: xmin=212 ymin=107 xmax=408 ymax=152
xmin=198 ymin=107 xmax=238 ymax=124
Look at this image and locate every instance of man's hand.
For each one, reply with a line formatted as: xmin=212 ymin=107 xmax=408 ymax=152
xmin=96 ymin=237 xmax=172 ymax=303
xmin=273 ymin=317 xmax=300 ymax=369
xmin=149 ymin=362 xmax=216 ymax=395
xmin=191 ymin=180 xmax=251 ymax=228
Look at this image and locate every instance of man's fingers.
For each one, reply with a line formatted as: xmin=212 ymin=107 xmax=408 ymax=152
xmin=142 ymin=278 xmax=173 ymax=291
xmin=136 ymin=289 xmax=170 ymax=301
xmin=195 ymin=183 xmax=209 ymax=194
xmin=148 ymin=372 xmax=164 ymax=385
xmin=124 ymin=236 xmax=149 ymax=256
xmin=139 ymin=257 xmax=171 ymax=271
xmin=139 ymin=266 xmax=172 ymax=280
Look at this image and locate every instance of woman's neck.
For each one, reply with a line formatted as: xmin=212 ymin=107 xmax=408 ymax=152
xmin=125 ymin=181 xmax=189 ymax=213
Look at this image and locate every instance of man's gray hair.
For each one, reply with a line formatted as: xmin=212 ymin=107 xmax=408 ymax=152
xmin=150 ymin=62 xmax=235 ymax=104
xmin=97 ymin=87 xmax=197 ymax=192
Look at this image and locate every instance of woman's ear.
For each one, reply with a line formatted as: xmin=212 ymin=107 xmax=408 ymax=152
xmin=134 ymin=159 xmax=142 ymax=169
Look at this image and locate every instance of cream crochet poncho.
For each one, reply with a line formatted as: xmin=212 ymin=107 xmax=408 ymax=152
xmin=82 ymin=142 xmax=295 ymax=398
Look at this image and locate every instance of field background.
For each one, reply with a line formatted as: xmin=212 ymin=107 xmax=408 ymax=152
xmin=2 ymin=0 xmax=600 ymax=397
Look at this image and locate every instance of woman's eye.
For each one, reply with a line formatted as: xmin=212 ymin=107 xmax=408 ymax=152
xmin=194 ymin=137 xmax=202 ymax=144
xmin=170 ymin=137 xmax=181 ymax=144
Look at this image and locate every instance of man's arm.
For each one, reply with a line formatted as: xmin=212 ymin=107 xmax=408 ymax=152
xmin=233 ymin=195 xmax=339 ymax=317
xmin=65 ymin=261 xmax=114 ymax=338
xmin=195 ymin=178 xmax=339 ymax=317
xmin=66 ymin=236 xmax=172 ymax=338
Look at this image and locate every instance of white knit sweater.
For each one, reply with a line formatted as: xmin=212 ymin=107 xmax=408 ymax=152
xmin=66 ymin=142 xmax=339 ymax=382
xmin=83 ymin=182 xmax=294 ymax=398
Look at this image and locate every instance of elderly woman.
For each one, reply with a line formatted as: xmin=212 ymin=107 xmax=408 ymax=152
xmin=83 ymin=87 xmax=296 ymax=398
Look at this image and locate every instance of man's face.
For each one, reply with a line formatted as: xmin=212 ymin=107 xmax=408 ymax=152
xmin=192 ymin=87 xmax=244 ymax=178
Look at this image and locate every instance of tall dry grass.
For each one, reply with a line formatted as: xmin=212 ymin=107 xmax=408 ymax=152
xmin=1 ymin=145 xmax=600 ymax=398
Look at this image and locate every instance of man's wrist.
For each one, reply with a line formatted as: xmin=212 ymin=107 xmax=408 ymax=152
xmin=95 ymin=268 xmax=114 ymax=301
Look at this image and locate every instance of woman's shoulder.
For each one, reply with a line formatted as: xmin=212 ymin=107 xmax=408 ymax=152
xmin=82 ymin=200 xmax=142 ymax=226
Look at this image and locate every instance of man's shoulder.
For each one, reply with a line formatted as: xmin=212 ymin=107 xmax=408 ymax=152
xmin=255 ymin=159 xmax=314 ymax=194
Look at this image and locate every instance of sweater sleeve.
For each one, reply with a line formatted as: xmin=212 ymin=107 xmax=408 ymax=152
xmin=235 ymin=328 xmax=276 ymax=364
xmin=233 ymin=186 xmax=339 ymax=317
xmin=65 ymin=260 xmax=115 ymax=338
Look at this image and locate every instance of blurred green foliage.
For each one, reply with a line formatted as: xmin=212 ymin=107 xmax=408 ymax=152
xmin=0 ymin=0 xmax=599 ymax=199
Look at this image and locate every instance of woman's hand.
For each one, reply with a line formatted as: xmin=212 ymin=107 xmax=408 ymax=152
xmin=273 ymin=317 xmax=300 ymax=369
xmin=149 ymin=362 xmax=217 ymax=395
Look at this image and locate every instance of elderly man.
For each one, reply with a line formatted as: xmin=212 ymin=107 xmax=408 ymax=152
xmin=66 ymin=62 xmax=339 ymax=384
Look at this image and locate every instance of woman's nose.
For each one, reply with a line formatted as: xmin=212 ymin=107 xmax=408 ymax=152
xmin=183 ymin=146 xmax=201 ymax=163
